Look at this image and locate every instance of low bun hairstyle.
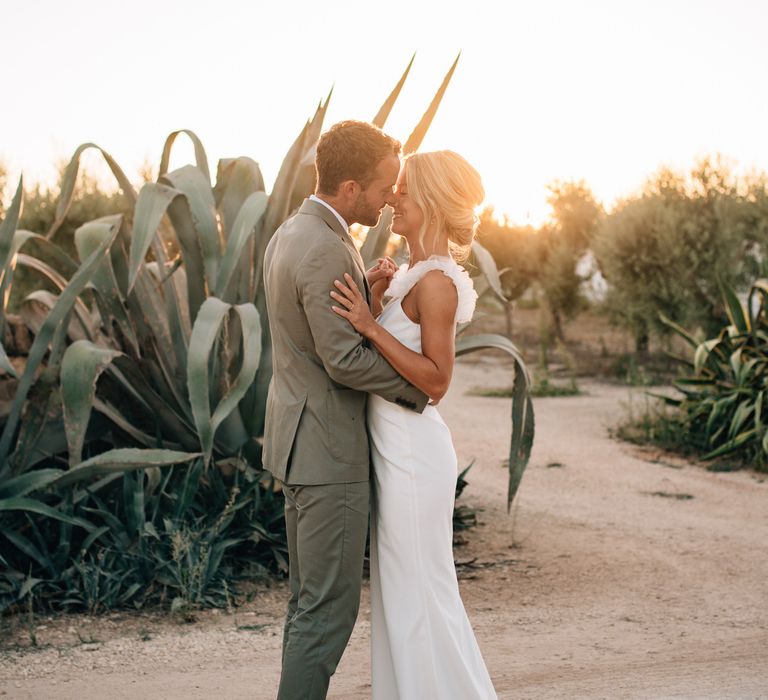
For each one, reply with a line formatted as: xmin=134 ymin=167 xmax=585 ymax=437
xmin=403 ymin=150 xmax=485 ymax=261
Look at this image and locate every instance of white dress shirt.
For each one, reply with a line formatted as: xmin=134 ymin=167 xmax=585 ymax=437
xmin=309 ymin=194 xmax=349 ymax=233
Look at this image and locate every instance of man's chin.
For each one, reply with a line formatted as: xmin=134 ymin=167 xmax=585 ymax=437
xmin=362 ymin=213 xmax=381 ymax=228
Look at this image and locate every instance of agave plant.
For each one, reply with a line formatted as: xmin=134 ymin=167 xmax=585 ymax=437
xmin=2 ymin=56 xmax=531 ymax=612
xmin=658 ymin=279 xmax=768 ymax=467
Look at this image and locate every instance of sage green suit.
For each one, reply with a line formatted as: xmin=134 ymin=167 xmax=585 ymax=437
xmin=263 ymin=198 xmax=427 ymax=699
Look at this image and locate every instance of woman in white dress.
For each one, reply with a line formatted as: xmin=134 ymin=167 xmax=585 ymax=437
xmin=330 ymin=150 xmax=498 ymax=700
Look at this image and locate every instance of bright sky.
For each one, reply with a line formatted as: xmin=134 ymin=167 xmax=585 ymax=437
xmin=3 ymin=0 xmax=767 ymax=225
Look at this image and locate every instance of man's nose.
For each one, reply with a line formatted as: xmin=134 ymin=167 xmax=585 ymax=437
xmin=385 ymin=190 xmax=398 ymax=207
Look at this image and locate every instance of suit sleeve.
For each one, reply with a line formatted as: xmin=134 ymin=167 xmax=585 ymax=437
xmin=296 ymin=238 xmax=428 ymax=412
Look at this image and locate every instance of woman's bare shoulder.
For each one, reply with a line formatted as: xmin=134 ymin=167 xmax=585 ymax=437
xmin=414 ymin=269 xmax=459 ymax=311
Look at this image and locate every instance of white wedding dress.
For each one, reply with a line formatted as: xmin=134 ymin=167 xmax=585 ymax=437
xmin=367 ymin=256 xmax=498 ymax=700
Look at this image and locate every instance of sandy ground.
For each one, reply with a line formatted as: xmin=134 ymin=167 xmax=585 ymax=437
xmin=1 ymin=357 xmax=767 ymax=699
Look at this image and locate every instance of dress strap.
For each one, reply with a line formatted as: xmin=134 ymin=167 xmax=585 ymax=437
xmin=385 ymin=256 xmax=478 ymax=324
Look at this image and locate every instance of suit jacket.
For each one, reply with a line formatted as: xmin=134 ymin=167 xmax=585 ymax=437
xmin=262 ymin=198 xmax=428 ymax=485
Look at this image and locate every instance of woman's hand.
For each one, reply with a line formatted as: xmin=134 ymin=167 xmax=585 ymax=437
xmin=331 ymin=273 xmax=379 ymax=338
xmin=366 ymin=256 xmax=397 ymax=295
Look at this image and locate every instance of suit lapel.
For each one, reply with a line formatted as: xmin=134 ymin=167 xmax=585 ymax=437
xmin=298 ymin=199 xmax=371 ymax=302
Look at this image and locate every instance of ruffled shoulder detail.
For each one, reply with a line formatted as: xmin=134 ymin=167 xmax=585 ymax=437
xmin=385 ymin=256 xmax=477 ymax=324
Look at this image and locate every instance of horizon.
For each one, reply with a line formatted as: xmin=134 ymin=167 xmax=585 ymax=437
xmin=3 ymin=0 xmax=767 ymax=227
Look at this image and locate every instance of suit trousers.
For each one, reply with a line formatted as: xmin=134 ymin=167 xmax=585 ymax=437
xmin=277 ymin=480 xmax=369 ymax=700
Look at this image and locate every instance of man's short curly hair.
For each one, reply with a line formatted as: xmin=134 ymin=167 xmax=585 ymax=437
xmin=315 ymin=120 xmax=401 ymax=195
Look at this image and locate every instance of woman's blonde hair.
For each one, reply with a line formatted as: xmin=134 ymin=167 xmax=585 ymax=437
xmin=404 ymin=150 xmax=485 ymax=261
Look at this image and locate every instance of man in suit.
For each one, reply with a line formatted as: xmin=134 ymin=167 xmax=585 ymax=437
xmin=263 ymin=120 xmax=428 ymax=699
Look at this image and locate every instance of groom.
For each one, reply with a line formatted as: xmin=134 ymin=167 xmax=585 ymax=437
xmin=263 ymin=120 xmax=428 ymax=699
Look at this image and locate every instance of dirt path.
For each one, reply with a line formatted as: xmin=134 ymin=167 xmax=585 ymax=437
xmin=2 ymin=358 xmax=767 ymax=699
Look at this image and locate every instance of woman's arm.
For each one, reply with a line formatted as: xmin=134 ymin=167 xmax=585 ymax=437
xmin=331 ymin=270 xmax=457 ymax=402
xmin=294 ymin=241 xmax=427 ymax=410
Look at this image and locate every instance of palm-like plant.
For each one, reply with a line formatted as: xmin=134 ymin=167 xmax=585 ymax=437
xmin=658 ymin=279 xmax=768 ymax=467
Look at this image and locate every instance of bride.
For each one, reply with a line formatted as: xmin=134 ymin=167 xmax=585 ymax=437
xmin=330 ymin=150 xmax=498 ymax=700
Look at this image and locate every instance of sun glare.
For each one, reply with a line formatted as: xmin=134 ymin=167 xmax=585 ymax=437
xmin=2 ymin=1 xmax=767 ymax=231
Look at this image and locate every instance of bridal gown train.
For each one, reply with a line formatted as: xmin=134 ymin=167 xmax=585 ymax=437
xmin=367 ymin=256 xmax=498 ymax=700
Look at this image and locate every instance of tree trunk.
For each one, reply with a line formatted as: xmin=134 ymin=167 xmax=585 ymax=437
xmin=551 ymin=308 xmax=566 ymax=343
xmin=505 ymin=300 xmax=514 ymax=339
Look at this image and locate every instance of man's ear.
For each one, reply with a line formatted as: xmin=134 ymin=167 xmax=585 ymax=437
xmin=338 ymin=179 xmax=361 ymax=200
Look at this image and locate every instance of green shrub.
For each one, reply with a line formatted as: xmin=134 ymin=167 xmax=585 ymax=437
xmin=628 ymin=278 xmax=768 ymax=471
xmin=593 ymin=157 xmax=768 ymax=350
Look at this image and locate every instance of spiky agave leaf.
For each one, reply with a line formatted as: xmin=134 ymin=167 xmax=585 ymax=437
xmin=214 ymin=157 xmax=267 ymax=234
xmin=0 ymin=177 xmax=24 ymax=308
xmin=19 ymin=290 xmax=94 ymax=343
xmin=10 ymin=231 xmax=80 ymax=278
xmin=286 ymin=91 xmax=333 ymax=219
xmin=0 ymin=220 xmax=119 ymax=470
xmin=0 ymin=177 xmax=23 ymax=268
xmin=747 ymin=279 xmax=768 ymax=334
xmin=213 ymin=157 xmax=269 ymax=305
xmin=0 ymin=343 xmax=16 ymax=378
xmin=263 ymin=120 xmax=311 ymax=239
xmin=124 ymin=192 xmax=191 ymax=382
xmin=659 ymin=312 xmax=700 ymax=349
xmin=402 ymin=53 xmax=460 ymax=155
xmin=6 ymin=368 xmax=69 ymax=471
xmin=0 ymin=179 xmax=25 ymax=374
xmin=662 ymin=278 xmax=768 ymax=466
xmin=187 ymin=298 xmax=262 ymax=465
xmin=455 ymin=333 xmax=534 ymax=508
xmin=159 ymin=129 xmax=211 ymax=184
xmin=216 ymin=191 xmax=268 ymax=302
xmin=361 ymin=55 xmax=460 ymax=265
xmin=107 ymin=355 xmax=199 ymax=450
xmin=372 ymin=54 xmax=415 ymax=128
xmin=128 ymin=182 xmax=183 ymax=293
xmin=47 ymin=144 xmax=137 ymax=241
xmin=0 ymin=498 xmax=95 ymax=530
xmin=470 ymin=240 xmax=506 ymax=303
xmin=60 ymin=340 xmax=123 ymax=466
xmin=125 ymin=248 xmax=192 ymax=412
xmin=720 ymin=278 xmax=749 ymax=333
xmin=160 ymin=165 xmax=222 ymax=294
xmin=15 ymin=257 xmax=97 ymax=338
xmin=74 ymin=216 xmax=139 ymax=355
xmin=702 ymin=428 xmax=758 ymax=460
xmin=0 ymin=469 xmax=63 ymax=499
xmin=51 ymin=449 xmax=202 ymax=488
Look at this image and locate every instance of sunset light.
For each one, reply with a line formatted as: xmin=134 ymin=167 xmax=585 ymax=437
xmin=4 ymin=0 xmax=767 ymax=225
xmin=4 ymin=3 xmax=768 ymax=696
